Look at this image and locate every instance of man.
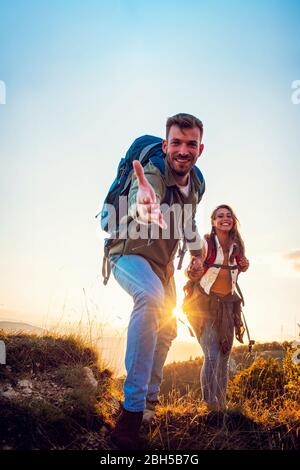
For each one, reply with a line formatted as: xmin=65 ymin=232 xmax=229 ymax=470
xmin=109 ymin=113 xmax=205 ymax=450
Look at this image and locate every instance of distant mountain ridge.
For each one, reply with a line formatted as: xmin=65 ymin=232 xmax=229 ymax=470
xmin=0 ymin=321 xmax=44 ymax=334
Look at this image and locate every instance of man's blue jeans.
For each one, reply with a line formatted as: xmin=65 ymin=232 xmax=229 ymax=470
xmin=199 ymin=306 xmax=234 ymax=408
xmin=110 ymin=254 xmax=177 ymax=412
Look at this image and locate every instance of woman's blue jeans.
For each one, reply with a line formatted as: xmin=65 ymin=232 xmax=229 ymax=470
xmin=199 ymin=306 xmax=234 ymax=408
xmin=110 ymin=254 xmax=177 ymax=412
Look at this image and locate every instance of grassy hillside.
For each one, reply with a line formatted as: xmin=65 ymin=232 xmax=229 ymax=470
xmin=0 ymin=330 xmax=299 ymax=450
xmin=0 ymin=330 xmax=122 ymax=450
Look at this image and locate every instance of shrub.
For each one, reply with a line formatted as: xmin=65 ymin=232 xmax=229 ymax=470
xmin=283 ymin=348 xmax=300 ymax=401
xmin=228 ymin=357 xmax=285 ymax=404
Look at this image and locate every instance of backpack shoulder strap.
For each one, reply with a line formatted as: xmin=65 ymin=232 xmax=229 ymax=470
xmin=148 ymin=153 xmax=166 ymax=174
xmin=122 ymin=138 xmax=163 ymax=193
xmin=203 ymin=235 xmax=217 ymax=272
xmin=139 ymin=141 xmax=162 ymax=163
xmin=148 ymin=154 xmax=173 ymax=206
xmin=192 ymin=166 xmax=205 ymax=202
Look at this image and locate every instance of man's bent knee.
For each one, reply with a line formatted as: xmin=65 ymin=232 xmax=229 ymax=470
xmin=135 ymin=286 xmax=165 ymax=310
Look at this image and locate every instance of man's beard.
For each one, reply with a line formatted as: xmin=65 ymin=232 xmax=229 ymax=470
xmin=167 ymin=153 xmax=193 ymax=176
xmin=173 ymin=168 xmax=189 ymax=176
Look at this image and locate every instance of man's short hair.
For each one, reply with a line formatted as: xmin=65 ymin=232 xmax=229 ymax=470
xmin=166 ymin=113 xmax=203 ymax=140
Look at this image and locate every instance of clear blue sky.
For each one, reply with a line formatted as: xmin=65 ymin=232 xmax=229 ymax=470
xmin=0 ymin=0 xmax=300 ymax=346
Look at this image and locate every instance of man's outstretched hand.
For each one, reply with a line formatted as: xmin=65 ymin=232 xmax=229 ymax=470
xmin=133 ymin=160 xmax=167 ymax=229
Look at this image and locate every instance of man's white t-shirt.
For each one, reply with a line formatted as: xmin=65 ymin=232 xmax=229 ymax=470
xmin=177 ymin=176 xmax=190 ymax=197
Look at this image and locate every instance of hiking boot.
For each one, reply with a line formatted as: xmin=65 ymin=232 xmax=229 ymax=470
xmin=202 ymin=400 xmax=228 ymax=416
xmin=110 ymin=406 xmax=143 ymax=451
xmin=142 ymin=399 xmax=159 ymax=426
xmin=207 ymin=401 xmax=220 ymax=412
xmin=201 ymin=400 xmax=220 ymax=412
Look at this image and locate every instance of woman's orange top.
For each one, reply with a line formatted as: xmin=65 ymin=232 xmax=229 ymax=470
xmin=210 ymin=251 xmax=232 ymax=297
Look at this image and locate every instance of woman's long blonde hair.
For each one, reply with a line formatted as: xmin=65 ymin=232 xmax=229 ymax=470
xmin=205 ymin=204 xmax=245 ymax=263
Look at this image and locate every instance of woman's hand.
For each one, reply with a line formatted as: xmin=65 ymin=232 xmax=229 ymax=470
xmin=239 ymin=256 xmax=250 ymax=272
xmin=186 ymin=255 xmax=205 ymax=281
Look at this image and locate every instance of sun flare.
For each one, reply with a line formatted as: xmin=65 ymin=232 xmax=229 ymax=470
xmin=172 ymin=307 xmax=183 ymax=319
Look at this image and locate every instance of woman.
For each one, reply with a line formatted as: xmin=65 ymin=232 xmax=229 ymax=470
xmin=183 ymin=204 xmax=249 ymax=411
